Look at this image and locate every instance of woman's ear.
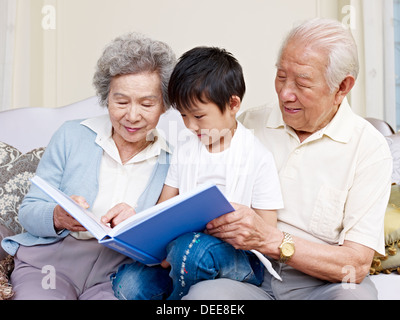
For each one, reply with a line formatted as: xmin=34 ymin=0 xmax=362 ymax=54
xmin=229 ymin=95 xmax=241 ymax=115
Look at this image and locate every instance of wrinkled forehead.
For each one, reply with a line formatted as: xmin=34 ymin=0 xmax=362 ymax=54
xmin=277 ymin=39 xmax=329 ymax=72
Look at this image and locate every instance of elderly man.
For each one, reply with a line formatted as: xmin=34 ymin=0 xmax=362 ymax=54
xmin=183 ymin=18 xmax=393 ymax=300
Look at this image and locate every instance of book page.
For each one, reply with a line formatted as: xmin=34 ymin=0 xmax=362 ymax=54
xmin=31 ymin=176 xmax=111 ymax=239
xmin=108 ymin=182 xmax=216 ymax=237
xmin=108 ymin=191 xmax=179 ymax=237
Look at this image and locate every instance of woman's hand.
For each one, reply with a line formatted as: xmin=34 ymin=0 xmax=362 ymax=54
xmin=53 ymin=195 xmax=88 ymax=232
xmin=101 ymin=203 xmax=136 ymax=228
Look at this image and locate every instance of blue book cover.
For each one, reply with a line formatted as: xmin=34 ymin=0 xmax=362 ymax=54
xmin=31 ymin=175 xmax=234 ymax=265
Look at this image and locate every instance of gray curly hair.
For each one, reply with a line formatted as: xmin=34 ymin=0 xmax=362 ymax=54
xmin=93 ymin=32 xmax=176 ymax=109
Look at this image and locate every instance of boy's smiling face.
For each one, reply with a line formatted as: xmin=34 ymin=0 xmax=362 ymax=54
xmin=180 ymin=96 xmax=240 ymax=152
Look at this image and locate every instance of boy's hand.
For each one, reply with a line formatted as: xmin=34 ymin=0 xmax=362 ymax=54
xmin=101 ymin=203 xmax=136 ymax=228
xmin=161 ymin=259 xmax=170 ymax=268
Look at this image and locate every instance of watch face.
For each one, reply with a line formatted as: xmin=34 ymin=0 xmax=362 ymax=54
xmin=282 ymin=243 xmax=295 ymax=256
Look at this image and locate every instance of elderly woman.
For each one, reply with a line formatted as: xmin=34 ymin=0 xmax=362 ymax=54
xmin=1 ymin=33 xmax=176 ymax=300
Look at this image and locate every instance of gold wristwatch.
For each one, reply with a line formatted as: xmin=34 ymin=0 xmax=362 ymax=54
xmin=279 ymin=232 xmax=295 ymax=263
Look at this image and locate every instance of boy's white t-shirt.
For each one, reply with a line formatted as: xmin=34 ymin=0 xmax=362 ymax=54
xmin=165 ymin=122 xmax=284 ymax=210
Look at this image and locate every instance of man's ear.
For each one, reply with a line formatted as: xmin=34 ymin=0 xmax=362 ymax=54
xmin=335 ymin=75 xmax=355 ymax=105
xmin=160 ymin=103 xmax=167 ymax=115
xmin=229 ymin=95 xmax=241 ymax=115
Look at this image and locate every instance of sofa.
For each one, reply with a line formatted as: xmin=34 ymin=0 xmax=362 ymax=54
xmin=0 ymin=96 xmax=399 ymax=300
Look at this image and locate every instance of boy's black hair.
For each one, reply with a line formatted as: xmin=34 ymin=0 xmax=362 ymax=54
xmin=168 ymin=46 xmax=246 ymax=113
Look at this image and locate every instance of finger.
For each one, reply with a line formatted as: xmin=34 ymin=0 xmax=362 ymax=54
xmin=230 ymin=202 xmax=242 ymax=210
xmin=206 ymin=209 xmax=240 ymax=230
xmin=69 ymin=224 xmax=87 ymax=232
xmin=101 ymin=203 xmax=136 ymax=227
xmin=64 ymin=213 xmax=86 ymax=231
xmin=161 ymin=259 xmax=170 ymax=269
xmin=102 ymin=203 xmax=129 ymax=224
xmin=63 ymin=215 xmax=87 ymax=232
xmin=70 ymin=195 xmax=90 ymax=209
xmin=109 ymin=208 xmax=136 ymax=227
xmin=208 ymin=226 xmax=255 ymax=251
xmin=101 ymin=207 xmax=121 ymax=225
xmin=53 ymin=205 xmax=72 ymax=230
xmin=207 ymin=223 xmax=241 ymax=239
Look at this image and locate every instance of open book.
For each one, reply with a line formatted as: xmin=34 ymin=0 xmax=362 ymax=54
xmin=31 ymin=176 xmax=283 ymax=280
xmin=31 ymin=175 xmax=234 ymax=265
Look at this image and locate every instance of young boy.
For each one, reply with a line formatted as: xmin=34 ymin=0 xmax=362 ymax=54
xmin=111 ymin=47 xmax=284 ymax=300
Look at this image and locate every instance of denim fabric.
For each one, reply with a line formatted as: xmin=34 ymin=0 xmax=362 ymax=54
xmin=166 ymin=232 xmax=264 ymax=300
xmin=111 ymin=262 xmax=172 ymax=300
xmin=111 ymin=232 xmax=264 ymax=300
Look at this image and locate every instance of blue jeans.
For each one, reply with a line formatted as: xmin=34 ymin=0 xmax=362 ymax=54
xmin=111 ymin=232 xmax=264 ymax=300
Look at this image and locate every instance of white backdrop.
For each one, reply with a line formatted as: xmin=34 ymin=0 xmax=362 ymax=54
xmin=0 ymin=0 xmax=16 ymax=111
xmin=1 ymin=0 xmax=397 ymax=128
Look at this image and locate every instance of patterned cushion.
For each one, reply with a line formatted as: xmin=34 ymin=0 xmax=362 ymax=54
xmin=387 ymin=133 xmax=400 ymax=184
xmin=0 ymin=142 xmax=44 ymax=235
xmin=371 ymin=185 xmax=400 ymax=275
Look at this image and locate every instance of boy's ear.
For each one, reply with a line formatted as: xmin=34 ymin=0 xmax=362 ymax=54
xmin=229 ymin=96 xmax=241 ymax=114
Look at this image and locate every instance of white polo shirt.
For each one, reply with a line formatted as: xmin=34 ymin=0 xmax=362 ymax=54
xmin=165 ymin=122 xmax=284 ymax=211
xmin=239 ymin=99 xmax=392 ymax=255
xmin=71 ymin=114 xmax=171 ymax=240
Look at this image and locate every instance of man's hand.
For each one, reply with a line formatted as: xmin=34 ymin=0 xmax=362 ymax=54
xmin=101 ymin=203 xmax=136 ymax=228
xmin=206 ymin=203 xmax=266 ymax=250
xmin=53 ymin=195 xmax=88 ymax=232
xmin=206 ymin=203 xmax=281 ymax=254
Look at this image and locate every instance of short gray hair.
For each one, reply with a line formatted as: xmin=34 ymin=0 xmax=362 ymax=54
xmin=93 ymin=32 xmax=176 ymax=108
xmin=277 ymin=18 xmax=359 ymax=92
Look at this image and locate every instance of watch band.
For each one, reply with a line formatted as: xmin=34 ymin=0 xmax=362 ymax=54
xmin=279 ymin=231 xmax=295 ymax=263
xmin=281 ymin=231 xmax=293 ymax=243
